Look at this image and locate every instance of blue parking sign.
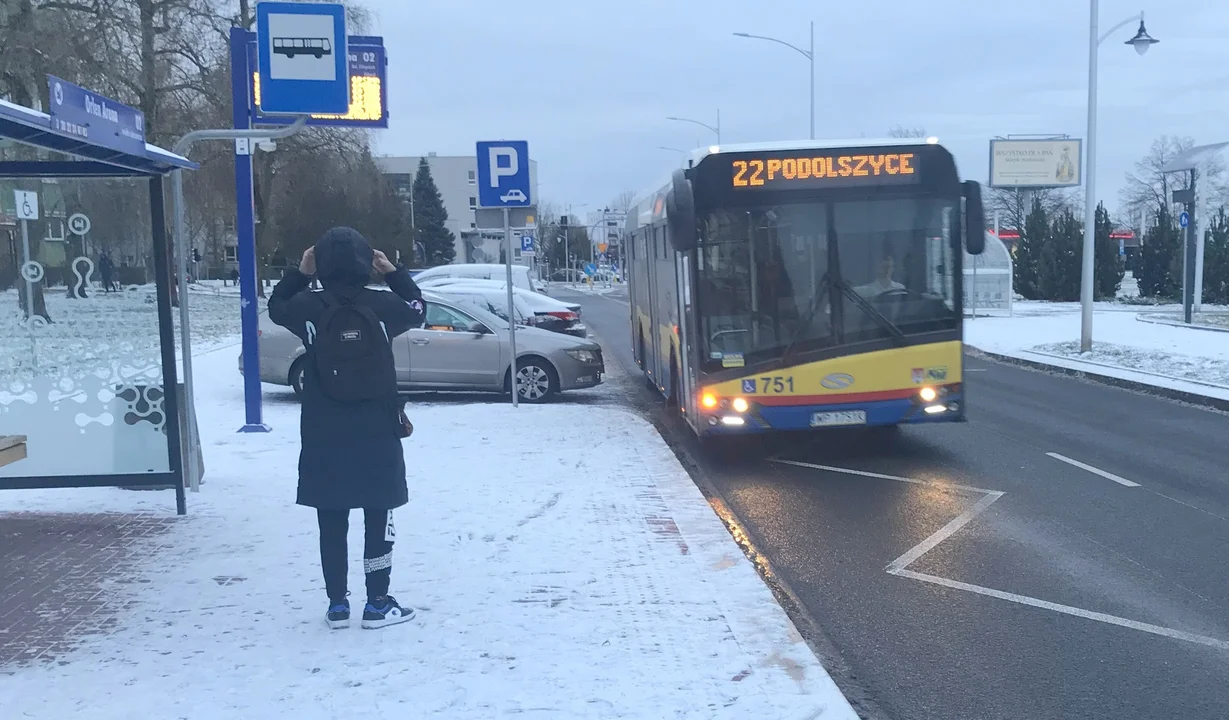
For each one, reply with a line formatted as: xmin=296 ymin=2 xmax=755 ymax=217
xmin=476 ymin=141 xmax=531 ymax=208
xmin=521 ymin=235 xmax=534 ymax=252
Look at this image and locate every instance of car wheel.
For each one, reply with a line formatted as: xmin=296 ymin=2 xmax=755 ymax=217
xmin=509 ymin=357 xmax=557 ymax=403
xmin=289 ymin=357 xmax=306 ymax=398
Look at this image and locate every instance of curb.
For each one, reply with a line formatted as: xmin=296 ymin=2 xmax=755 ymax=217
xmin=1135 ymin=312 xmax=1229 ymax=334
xmin=966 ymin=347 xmax=1229 ymax=413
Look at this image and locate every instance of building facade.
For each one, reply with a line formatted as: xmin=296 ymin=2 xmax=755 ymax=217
xmin=377 ymin=153 xmax=539 ymax=266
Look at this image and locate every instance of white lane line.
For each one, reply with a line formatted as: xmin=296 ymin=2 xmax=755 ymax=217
xmin=886 ymin=490 xmax=1004 ymax=572
xmin=771 ymin=459 xmax=999 ymax=495
xmin=1046 ymin=452 xmax=1141 ymax=488
xmin=966 ymin=368 xmax=988 ymax=372
xmin=890 ymin=568 xmax=1229 ymax=652
xmin=774 ymin=457 xmax=1229 ymax=652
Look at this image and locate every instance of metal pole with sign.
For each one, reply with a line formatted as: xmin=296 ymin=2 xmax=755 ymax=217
xmin=504 ymin=207 xmax=518 ymax=408
xmin=15 ymin=190 xmax=39 ymax=362
xmin=476 ymin=140 xmax=532 ymax=406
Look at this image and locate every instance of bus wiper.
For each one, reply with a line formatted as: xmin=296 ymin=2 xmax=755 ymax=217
xmin=836 ymin=279 xmax=907 ymax=345
xmin=781 ymin=273 xmax=831 ymax=360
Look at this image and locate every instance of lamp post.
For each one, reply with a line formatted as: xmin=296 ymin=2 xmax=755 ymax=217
xmin=733 ymin=21 xmax=815 ymax=140
xmin=666 ymin=112 xmax=720 ymax=144
xmin=1080 ymin=6 xmax=1158 ymax=352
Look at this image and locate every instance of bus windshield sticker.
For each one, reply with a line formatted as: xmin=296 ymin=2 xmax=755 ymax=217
xmin=722 ymin=352 xmax=745 ymax=368
xmin=741 ymin=379 xmax=757 ymax=394
xmin=730 ymin=152 xmax=919 ymax=190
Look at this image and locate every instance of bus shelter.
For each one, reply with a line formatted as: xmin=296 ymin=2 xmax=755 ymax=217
xmin=0 ymin=94 xmax=196 ymax=515
xmin=965 ymin=230 xmax=1014 ymax=317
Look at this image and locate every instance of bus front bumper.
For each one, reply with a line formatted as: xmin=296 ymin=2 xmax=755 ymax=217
xmin=698 ymin=387 xmax=965 ymax=434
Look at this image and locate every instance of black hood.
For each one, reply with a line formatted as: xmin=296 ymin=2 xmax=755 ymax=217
xmin=315 ymin=227 xmax=373 ymax=289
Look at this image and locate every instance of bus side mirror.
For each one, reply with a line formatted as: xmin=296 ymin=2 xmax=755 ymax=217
xmin=667 ymin=169 xmax=697 ymax=253
xmin=963 ymin=180 xmax=985 ymax=255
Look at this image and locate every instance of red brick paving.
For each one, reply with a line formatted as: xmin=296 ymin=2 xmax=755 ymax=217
xmin=0 ymin=511 xmax=176 ymax=669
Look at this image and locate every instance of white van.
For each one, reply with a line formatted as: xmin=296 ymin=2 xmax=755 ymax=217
xmin=412 ymin=263 xmax=546 ymax=294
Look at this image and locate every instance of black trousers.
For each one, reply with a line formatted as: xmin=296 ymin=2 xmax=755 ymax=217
xmin=317 ymin=508 xmax=395 ymax=603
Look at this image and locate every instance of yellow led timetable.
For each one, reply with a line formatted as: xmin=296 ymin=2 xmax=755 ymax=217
xmin=252 ymin=73 xmax=384 ymax=122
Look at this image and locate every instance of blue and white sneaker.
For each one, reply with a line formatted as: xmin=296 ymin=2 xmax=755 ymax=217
xmin=361 ymin=595 xmax=414 ymax=629
xmin=325 ymin=599 xmax=350 ymax=629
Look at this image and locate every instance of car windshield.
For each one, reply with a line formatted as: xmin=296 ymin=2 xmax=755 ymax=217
xmin=696 ymin=196 xmax=958 ymax=370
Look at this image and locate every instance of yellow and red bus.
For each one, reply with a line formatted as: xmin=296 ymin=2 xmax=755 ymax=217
xmin=626 ymin=138 xmax=986 ymax=436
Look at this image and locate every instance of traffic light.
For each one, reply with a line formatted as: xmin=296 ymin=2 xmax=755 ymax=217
xmin=559 ymin=214 xmax=568 ymax=227
xmin=192 ymin=248 xmax=201 ymax=263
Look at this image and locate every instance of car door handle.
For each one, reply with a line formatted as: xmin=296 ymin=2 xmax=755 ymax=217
xmin=411 ymin=338 xmax=430 ymax=346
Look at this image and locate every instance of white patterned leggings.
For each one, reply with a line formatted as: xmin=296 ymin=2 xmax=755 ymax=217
xmin=317 ymin=508 xmax=395 ymax=604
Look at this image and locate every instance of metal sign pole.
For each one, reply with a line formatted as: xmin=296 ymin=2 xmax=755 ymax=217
xmin=19 ymin=218 xmax=35 ymax=364
xmin=172 ymin=168 xmax=201 ymax=491
xmin=505 ymin=206 xmax=518 ymax=408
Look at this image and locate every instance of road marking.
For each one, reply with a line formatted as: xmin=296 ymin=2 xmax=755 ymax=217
xmin=886 ymin=490 xmax=1004 ymax=572
xmin=966 ymin=368 xmax=987 ymax=372
xmin=770 ymin=458 xmax=1229 ymax=652
xmin=772 ymin=459 xmax=1000 ymax=495
xmin=1046 ymin=452 xmax=1141 ymax=487
xmin=890 ymin=568 xmax=1229 ymax=652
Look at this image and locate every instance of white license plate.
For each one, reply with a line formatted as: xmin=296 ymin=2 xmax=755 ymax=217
xmin=811 ymin=410 xmax=867 ymax=427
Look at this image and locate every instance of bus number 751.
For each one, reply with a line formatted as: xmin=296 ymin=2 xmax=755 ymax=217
xmin=753 ymin=376 xmax=794 ymax=394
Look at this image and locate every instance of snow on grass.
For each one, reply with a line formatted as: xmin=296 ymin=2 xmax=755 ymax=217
xmin=0 ymin=346 xmax=857 ymax=719
xmin=1140 ymin=311 xmax=1229 ymax=331
xmin=966 ymin=300 xmax=1229 ymax=400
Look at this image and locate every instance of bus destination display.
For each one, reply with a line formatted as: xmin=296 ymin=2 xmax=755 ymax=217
xmin=730 ymin=151 xmax=920 ymax=190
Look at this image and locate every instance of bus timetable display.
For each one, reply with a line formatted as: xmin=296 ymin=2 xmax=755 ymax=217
xmin=729 ymin=151 xmax=920 ymax=190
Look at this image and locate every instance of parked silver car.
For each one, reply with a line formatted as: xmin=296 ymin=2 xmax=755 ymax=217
xmin=240 ymin=290 xmax=604 ymax=402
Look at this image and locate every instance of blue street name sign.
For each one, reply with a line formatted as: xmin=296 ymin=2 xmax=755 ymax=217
xmin=249 ymin=37 xmax=387 ymax=128
xmin=46 ymin=75 xmax=145 ymax=156
xmin=1179 ymin=211 xmax=1190 ymax=228
xmin=255 ymin=1 xmax=349 ymax=115
xmin=521 ymin=235 xmax=534 ymax=253
xmin=476 ymin=141 xmax=531 ymax=207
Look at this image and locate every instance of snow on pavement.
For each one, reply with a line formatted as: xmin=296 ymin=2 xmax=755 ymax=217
xmin=1 ymin=346 xmax=857 ymax=719
xmin=966 ymin=301 xmax=1229 ymax=401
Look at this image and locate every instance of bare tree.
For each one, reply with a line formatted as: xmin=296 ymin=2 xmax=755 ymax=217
xmin=1119 ymin=135 xmax=1229 ymax=227
xmin=608 ymin=190 xmax=637 ymax=213
xmin=887 ymin=125 xmax=928 ymax=139
xmin=987 ymin=187 xmax=1081 ymax=234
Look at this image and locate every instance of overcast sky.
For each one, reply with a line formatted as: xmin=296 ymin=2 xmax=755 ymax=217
xmin=369 ymin=0 xmax=1228 ymax=217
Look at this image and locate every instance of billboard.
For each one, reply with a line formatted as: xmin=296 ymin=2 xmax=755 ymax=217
xmin=989 ymin=139 xmax=1082 ymax=189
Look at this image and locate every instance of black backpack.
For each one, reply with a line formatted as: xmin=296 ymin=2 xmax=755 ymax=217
xmin=311 ymin=291 xmax=397 ymax=403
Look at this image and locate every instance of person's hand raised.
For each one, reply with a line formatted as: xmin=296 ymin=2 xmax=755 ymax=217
xmin=372 ymin=250 xmax=396 ymax=274
xmin=299 ymin=247 xmax=316 ymax=275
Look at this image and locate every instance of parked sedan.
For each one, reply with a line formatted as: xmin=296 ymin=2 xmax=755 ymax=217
xmin=241 ymin=290 xmax=604 ymax=403
xmin=423 ymin=282 xmax=587 ymax=338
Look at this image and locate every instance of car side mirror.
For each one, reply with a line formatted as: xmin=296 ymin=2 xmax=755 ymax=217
xmin=963 ymin=180 xmax=986 ymax=255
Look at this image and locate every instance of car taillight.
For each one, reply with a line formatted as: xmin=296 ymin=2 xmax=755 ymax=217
xmin=546 ymin=310 xmax=578 ymax=321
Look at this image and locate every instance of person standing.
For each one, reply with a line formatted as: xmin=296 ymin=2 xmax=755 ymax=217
xmin=98 ymin=253 xmax=115 ymax=293
xmin=268 ymin=227 xmax=426 ymax=629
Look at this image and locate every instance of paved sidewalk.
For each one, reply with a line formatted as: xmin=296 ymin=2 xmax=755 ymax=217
xmin=1 ymin=349 xmax=857 ymax=719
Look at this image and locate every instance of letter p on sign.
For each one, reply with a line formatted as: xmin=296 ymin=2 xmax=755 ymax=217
xmin=489 ymin=147 xmax=517 ymax=187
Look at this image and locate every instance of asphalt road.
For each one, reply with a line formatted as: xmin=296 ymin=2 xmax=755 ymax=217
xmin=560 ymin=285 xmax=1229 ymax=720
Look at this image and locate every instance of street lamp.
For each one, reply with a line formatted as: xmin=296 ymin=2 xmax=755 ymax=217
xmin=666 ymin=112 xmax=720 ymax=143
xmin=733 ymin=21 xmax=815 ymax=140
xmin=1080 ymin=5 xmax=1158 ymax=352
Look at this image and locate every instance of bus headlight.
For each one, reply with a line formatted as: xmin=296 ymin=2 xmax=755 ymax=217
xmin=701 ymin=392 xmax=718 ymax=409
xmin=919 ymin=386 xmax=938 ymax=402
xmin=731 ymin=397 xmax=749 ymax=413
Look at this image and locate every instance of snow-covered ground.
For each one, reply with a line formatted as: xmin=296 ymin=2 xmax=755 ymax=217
xmin=0 ymin=344 xmax=857 ymax=719
xmin=966 ymin=301 xmax=1229 ymax=401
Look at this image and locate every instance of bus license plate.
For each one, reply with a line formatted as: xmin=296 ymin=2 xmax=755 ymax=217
xmin=811 ymin=410 xmax=867 ymax=427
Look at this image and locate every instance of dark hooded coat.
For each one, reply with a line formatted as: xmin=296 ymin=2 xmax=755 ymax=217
xmin=268 ymin=227 xmax=425 ymax=510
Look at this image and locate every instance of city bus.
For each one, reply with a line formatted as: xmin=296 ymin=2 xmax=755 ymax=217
xmin=626 ymin=138 xmax=986 ymax=436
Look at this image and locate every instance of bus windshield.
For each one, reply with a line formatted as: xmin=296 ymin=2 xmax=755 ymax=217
xmin=696 ymin=196 xmax=959 ymax=370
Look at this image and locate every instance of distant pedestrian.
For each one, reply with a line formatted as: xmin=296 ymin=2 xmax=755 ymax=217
xmin=98 ymin=253 xmax=115 ymax=293
xmin=268 ymin=227 xmax=426 ymax=630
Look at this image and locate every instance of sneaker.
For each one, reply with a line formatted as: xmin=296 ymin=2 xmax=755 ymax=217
xmin=325 ymin=599 xmax=350 ymax=629
xmin=361 ymin=595 xmax=414 ymax=629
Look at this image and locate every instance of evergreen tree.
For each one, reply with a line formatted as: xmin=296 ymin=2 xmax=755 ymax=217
xmin=1013 ymin=197 xmax=1046 ymax=299
xmin=1037 ymin=208 xmax=1082 ymax=301
xmin=1137 ymin=206 xmax=1182 ymax=299
xmin=411 ymin=158 xmax=456 ymax=266
xmin=1093 ymin=202 xmax=1125 ymax=300
xmin=1203 ymin=208 xmax=1229 ymax=305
